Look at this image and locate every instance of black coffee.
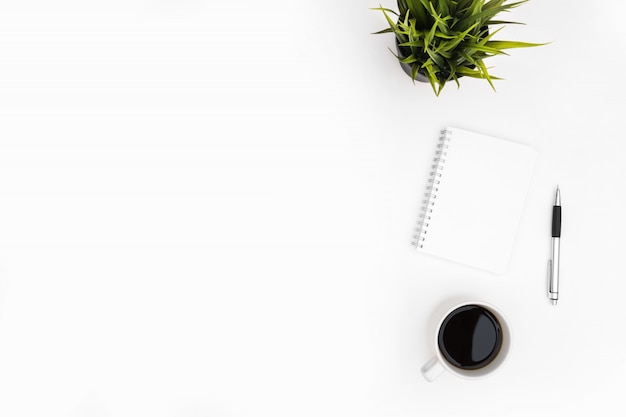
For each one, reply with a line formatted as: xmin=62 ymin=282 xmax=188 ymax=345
xmin=438 ymin=305 xmax=502 ymax=370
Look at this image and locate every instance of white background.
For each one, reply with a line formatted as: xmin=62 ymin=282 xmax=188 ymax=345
xmin=0 ymin=1 xmax=624 ymax=416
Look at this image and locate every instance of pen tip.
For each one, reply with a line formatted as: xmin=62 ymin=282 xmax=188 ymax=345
xmin=551 ymin=300 xmax=557 ymax=306
xmin=554 ymin=186 xmax=561 ymax=206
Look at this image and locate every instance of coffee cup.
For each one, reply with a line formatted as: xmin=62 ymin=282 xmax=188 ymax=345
xmin=421 ymin=300 xmax=512 ymax=381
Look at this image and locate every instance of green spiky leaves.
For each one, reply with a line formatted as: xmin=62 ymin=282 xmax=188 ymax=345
xmin=372 ymin=0 xmax=544 ymax=96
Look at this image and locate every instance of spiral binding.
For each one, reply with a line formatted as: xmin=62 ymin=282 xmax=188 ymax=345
xmin=411 ymin=128 xmax=453 ymax=248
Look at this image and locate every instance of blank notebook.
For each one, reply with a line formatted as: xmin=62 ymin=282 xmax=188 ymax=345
xmin=412 ymin=127 xmax=537 ymax=274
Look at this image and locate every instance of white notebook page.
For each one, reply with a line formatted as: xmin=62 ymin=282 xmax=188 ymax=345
xmin=416 ymin=127 xmax=537 ymax=273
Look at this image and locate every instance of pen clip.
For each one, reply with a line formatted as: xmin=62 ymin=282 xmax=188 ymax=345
xmin=547 ymin=260 xmax=552 ymax=291
xmin=548 ymin=260 xmax=552 ymax=277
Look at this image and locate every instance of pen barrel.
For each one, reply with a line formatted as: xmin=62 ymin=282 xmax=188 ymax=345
xmin=549 ymin=238 xmax=560 ymax=295
xmin=552 ymin=206 xmax=561 ymax=238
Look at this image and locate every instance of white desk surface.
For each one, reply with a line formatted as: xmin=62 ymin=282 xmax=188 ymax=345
xmin=0 ymin=1 xmax=624 ymax=416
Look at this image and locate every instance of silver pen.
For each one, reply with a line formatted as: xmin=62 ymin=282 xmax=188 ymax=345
xmin=548 ymin=186 xmax=561 ymax=305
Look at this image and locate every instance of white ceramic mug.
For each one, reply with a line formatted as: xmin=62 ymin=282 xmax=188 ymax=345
xmin=421 ymin=300 xmax=512 ymax=382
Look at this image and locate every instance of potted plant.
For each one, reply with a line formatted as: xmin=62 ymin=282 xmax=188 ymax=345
xmin=373 ymin=0 xmax=544 ymax=96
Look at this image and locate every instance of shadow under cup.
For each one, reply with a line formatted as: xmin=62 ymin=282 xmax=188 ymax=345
xmin=437 ymin=304 xmax=511 ymax=378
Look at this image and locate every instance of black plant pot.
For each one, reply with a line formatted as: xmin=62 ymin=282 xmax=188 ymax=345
xmin=395 ymin=39 xmax=429 ymax=83
xmin=394 ymin=28 xmax=489 ymax=85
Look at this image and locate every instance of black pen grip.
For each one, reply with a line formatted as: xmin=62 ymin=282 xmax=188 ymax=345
xmin=552 ymin=206 xmax=561 ymax=237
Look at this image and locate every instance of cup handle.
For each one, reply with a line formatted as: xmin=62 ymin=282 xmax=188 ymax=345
xmin=421 ymin=356 xmax=445 ymax=382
